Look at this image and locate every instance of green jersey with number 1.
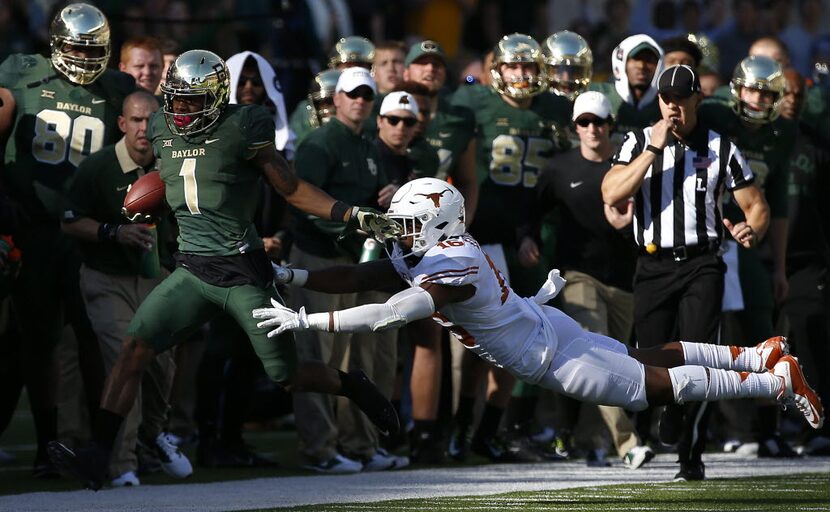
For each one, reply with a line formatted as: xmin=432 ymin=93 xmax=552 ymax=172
xmin=0 ymin=54 xmax=135 ymax=217
xmin=149 ymin=104 xmax=275 ymax=256
xmin=449 ymin=84 xmax=567 ymax=246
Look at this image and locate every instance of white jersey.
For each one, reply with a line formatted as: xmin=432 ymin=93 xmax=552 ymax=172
xmin=390 ymin=234 xmax=557 ymax=383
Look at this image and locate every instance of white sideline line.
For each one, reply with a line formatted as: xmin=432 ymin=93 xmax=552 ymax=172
xmin=2 ymin=453 xmax=829 ymax=512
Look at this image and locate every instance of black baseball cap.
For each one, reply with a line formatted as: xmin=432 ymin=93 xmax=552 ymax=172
xmin=657 ymin=65 xmax=701 ymax=98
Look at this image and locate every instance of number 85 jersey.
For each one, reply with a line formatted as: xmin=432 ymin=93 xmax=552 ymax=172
xmin=391 ymin=233 xmax=554 ymax=383
xmin=0 ymin=54 xmax=134 ymax=217
xmin=448 ymin=84 xmax=570 ymax=246
xmin=149 ymin=104 xmax=275 ymax=256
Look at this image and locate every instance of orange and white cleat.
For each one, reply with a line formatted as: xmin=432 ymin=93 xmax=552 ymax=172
xmin=755 ymin=336 xmax=790 ymax=371
xmin=772 ymin=355 xmax=824 ymax=429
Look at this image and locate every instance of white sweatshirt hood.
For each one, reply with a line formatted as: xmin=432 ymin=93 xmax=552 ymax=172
xmin=227 ymin=51 xmax=295 ymax=159
xmin=612 ymin=34 xmax=664 ymax=109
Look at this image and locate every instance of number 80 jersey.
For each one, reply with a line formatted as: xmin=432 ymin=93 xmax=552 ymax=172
xmin=0 ymin=54 xmax=134 ymax=217
xmin=149 ymin=104 xmax=275 ymax=256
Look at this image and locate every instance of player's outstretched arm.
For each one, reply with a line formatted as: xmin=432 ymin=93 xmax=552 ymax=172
xmin=255 ymin=146 xmax=400 ymax=237
xmin=273 ymin=258 xmax=401 ymax=294
xmin=253 ymin=282 xmax=473 ymax=338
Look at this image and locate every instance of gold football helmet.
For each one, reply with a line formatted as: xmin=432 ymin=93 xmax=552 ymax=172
xmin=490 ymin=33 xmax=547 ymax=99
xmin=730 ymin=55 xmax=785 ymax=124
xmin=307 ymin=69 xmax=341 ymax=128
xmin=50 ymin=3 xmax=111 ymax=85
xmin=329 ymin=36 xmax=375 ymax=69
xmin=542 ymin=31 xmax=592 ymax=100
xmin=160 ymin=50 xmax=231 ymax=136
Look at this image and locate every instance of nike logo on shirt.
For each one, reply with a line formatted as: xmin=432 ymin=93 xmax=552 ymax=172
xmin=91 ymin=98 xmax=106 ymax=104
xmin=205 ymin=139 xmax=220 ymax=144
xmin=570 ymin=181 xmax=583 ymax=188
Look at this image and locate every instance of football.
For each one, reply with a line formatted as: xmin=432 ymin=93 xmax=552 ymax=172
xmin=122 ymin=171 xmax=166 ymax=221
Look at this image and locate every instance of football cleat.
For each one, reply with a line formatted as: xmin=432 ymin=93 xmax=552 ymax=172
xmin=47 ymin=441 xmax=108 ymax=491
xmin=754 ymin=335 xmax=790 ymax=371
xmin=772 ymin=355 xmax=825 ymax=429
xmin=673 ymin=460 xmax=705 ymax=481
xmin=343 ymin=370 xmax=400 ymax=437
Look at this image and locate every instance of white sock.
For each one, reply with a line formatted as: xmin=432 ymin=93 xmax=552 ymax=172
xmin=667 ymin=365 xmax=782 ymax=403
xmin=680 ymin=341 xmax=762 ymax=372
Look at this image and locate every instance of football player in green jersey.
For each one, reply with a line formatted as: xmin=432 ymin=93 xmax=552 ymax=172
xmin=446 ymin=33 xmax=567 ymax=462
xmin=589 ymin=34 xmax=664 ymax=143
xmin=48 ymin=50 xmax=399 ymax=490
xmin=698 ymin=55 xmax=797 ymax=456
xmin=0 ymin=3 xmax=135 ymax=477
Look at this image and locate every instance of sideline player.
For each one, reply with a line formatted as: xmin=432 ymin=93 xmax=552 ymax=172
xmin=254 ymin=178 xmax=825 ymax=470
xmin=0 ymin=3 xmax=135 ymax=476
xmin=48 ymin=50 xmax=399 ymax=490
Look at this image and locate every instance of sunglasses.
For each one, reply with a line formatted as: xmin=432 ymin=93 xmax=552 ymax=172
xmin=575 ymin=116 xmax=609 ymax=127
xmin=345 ymin=88 xmax=375 ymax=101
xmin=240 ymin=76 xmax=263 ymax=87
xmin=382 ymin=115 xmax=417 ymax=127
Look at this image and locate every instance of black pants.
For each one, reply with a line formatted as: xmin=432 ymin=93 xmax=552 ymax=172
xmin=633 ymin=252 xmax=725 ymax=464
xmin=783 ymin=263 xmax=830 ymax=439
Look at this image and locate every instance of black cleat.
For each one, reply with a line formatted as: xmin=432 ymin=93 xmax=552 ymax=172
xmin=757 ymin=435 xmax=801 ymax=458
xmin=658 ymin=404 xmax=683 ymax=446
xmin=344 ymin=370 xmax=400 ymax=437
xmin=447 ymin=423 xmax=472 ymax=461
xmin=673 ymin=460 xmax=705 ymax=481
xmin=47 ymin=441 xmax=108 ymax=491
xmin=471 ymin=434 xmax=546 ymax=463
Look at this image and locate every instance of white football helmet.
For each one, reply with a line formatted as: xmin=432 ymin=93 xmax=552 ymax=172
xmin=386 ymin=178 xmax=465 ymax=257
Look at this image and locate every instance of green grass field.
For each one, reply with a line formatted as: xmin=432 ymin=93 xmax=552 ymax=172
xmin=260 ymin=474 xmax=830 ymax=512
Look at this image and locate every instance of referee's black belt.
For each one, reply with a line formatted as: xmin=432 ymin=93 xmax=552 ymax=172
xmin=639 ymin=241 xmax=719 ymax=262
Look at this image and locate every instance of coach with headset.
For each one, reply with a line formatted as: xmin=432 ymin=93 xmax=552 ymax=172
xmin=601 ymin=64 xmax=769 ymax=481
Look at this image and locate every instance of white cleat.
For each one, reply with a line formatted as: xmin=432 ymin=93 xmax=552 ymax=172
xmin=773 ymin=355 xmax=824 ymax=429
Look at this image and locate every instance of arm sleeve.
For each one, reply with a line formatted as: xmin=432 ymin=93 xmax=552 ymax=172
xmin=306 ymin=286 xmax=436 ymax=332
xmin=724 ymin=144 xmax=756 ymax=191
xmin=612 ymin=130 xmax=644 ymax=165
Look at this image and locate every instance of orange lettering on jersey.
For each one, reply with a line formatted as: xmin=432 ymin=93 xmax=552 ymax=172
xmin=484 ymin=253 xmax=509 ymax=304
xmin=437 ymin=240 xmax=465 ymax=249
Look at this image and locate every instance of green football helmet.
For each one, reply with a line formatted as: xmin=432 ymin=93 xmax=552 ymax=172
xmin=490 ymin=33 xmax=547 ymax=99
xmin=328 ymin=36 xmax=375 ymax=69
xmin=730 ymin=55 xmax=785 ymax=124
xmin=307 ymin=69 xmax=341 ymax=128
xmin=542 ymin=31 xmax=593 ymax=100
xmin=160 ymin=50 xmax=230 ymax=136
xmin=49 ymin=3 xmax=111 ymax=85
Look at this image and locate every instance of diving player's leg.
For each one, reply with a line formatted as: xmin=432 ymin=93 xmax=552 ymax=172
xmin=629 ymin=336 xmax=790 ymax=372
xmin=226 ymin=284 xmax=399 ymax=437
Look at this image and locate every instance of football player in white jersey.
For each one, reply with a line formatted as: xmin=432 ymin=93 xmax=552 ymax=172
xmin=253 ymin=178 xmax=824 ymax=443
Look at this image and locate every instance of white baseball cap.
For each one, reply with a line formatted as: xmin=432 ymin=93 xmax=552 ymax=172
xmin=335 ymin=67 xmax=377 ymax=94
xmin=379 ymin=91 xmax=419 ymax=116
xmin=572 ymin=91 xmax=612 ymax=121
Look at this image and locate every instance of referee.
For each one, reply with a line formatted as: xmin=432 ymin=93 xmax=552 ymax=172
xmin=601 ymin=65 xmax=770 ymax=481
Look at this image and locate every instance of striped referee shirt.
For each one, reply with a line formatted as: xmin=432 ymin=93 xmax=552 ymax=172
xmin=612 ymin=123 xmax=755 ymax=250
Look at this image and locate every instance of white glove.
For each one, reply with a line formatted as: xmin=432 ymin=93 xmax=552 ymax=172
xmin=252 ymin=298 xmax=310 ymax=338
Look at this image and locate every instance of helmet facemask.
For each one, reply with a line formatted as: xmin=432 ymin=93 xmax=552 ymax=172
xmin=542 ymin=31 xmax=593 ymax=101
xmin=730 ymin=55 xmax=785 ymax=125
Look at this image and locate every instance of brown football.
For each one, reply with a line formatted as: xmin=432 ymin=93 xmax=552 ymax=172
xmin=123 ymin=171 xmax=166 ymax=219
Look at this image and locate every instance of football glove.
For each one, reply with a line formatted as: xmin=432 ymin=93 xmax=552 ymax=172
xmin=253 ymin=298 xmax=310 ymax=338
xmin=348 ymin=207 xmax=402 ymax=241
